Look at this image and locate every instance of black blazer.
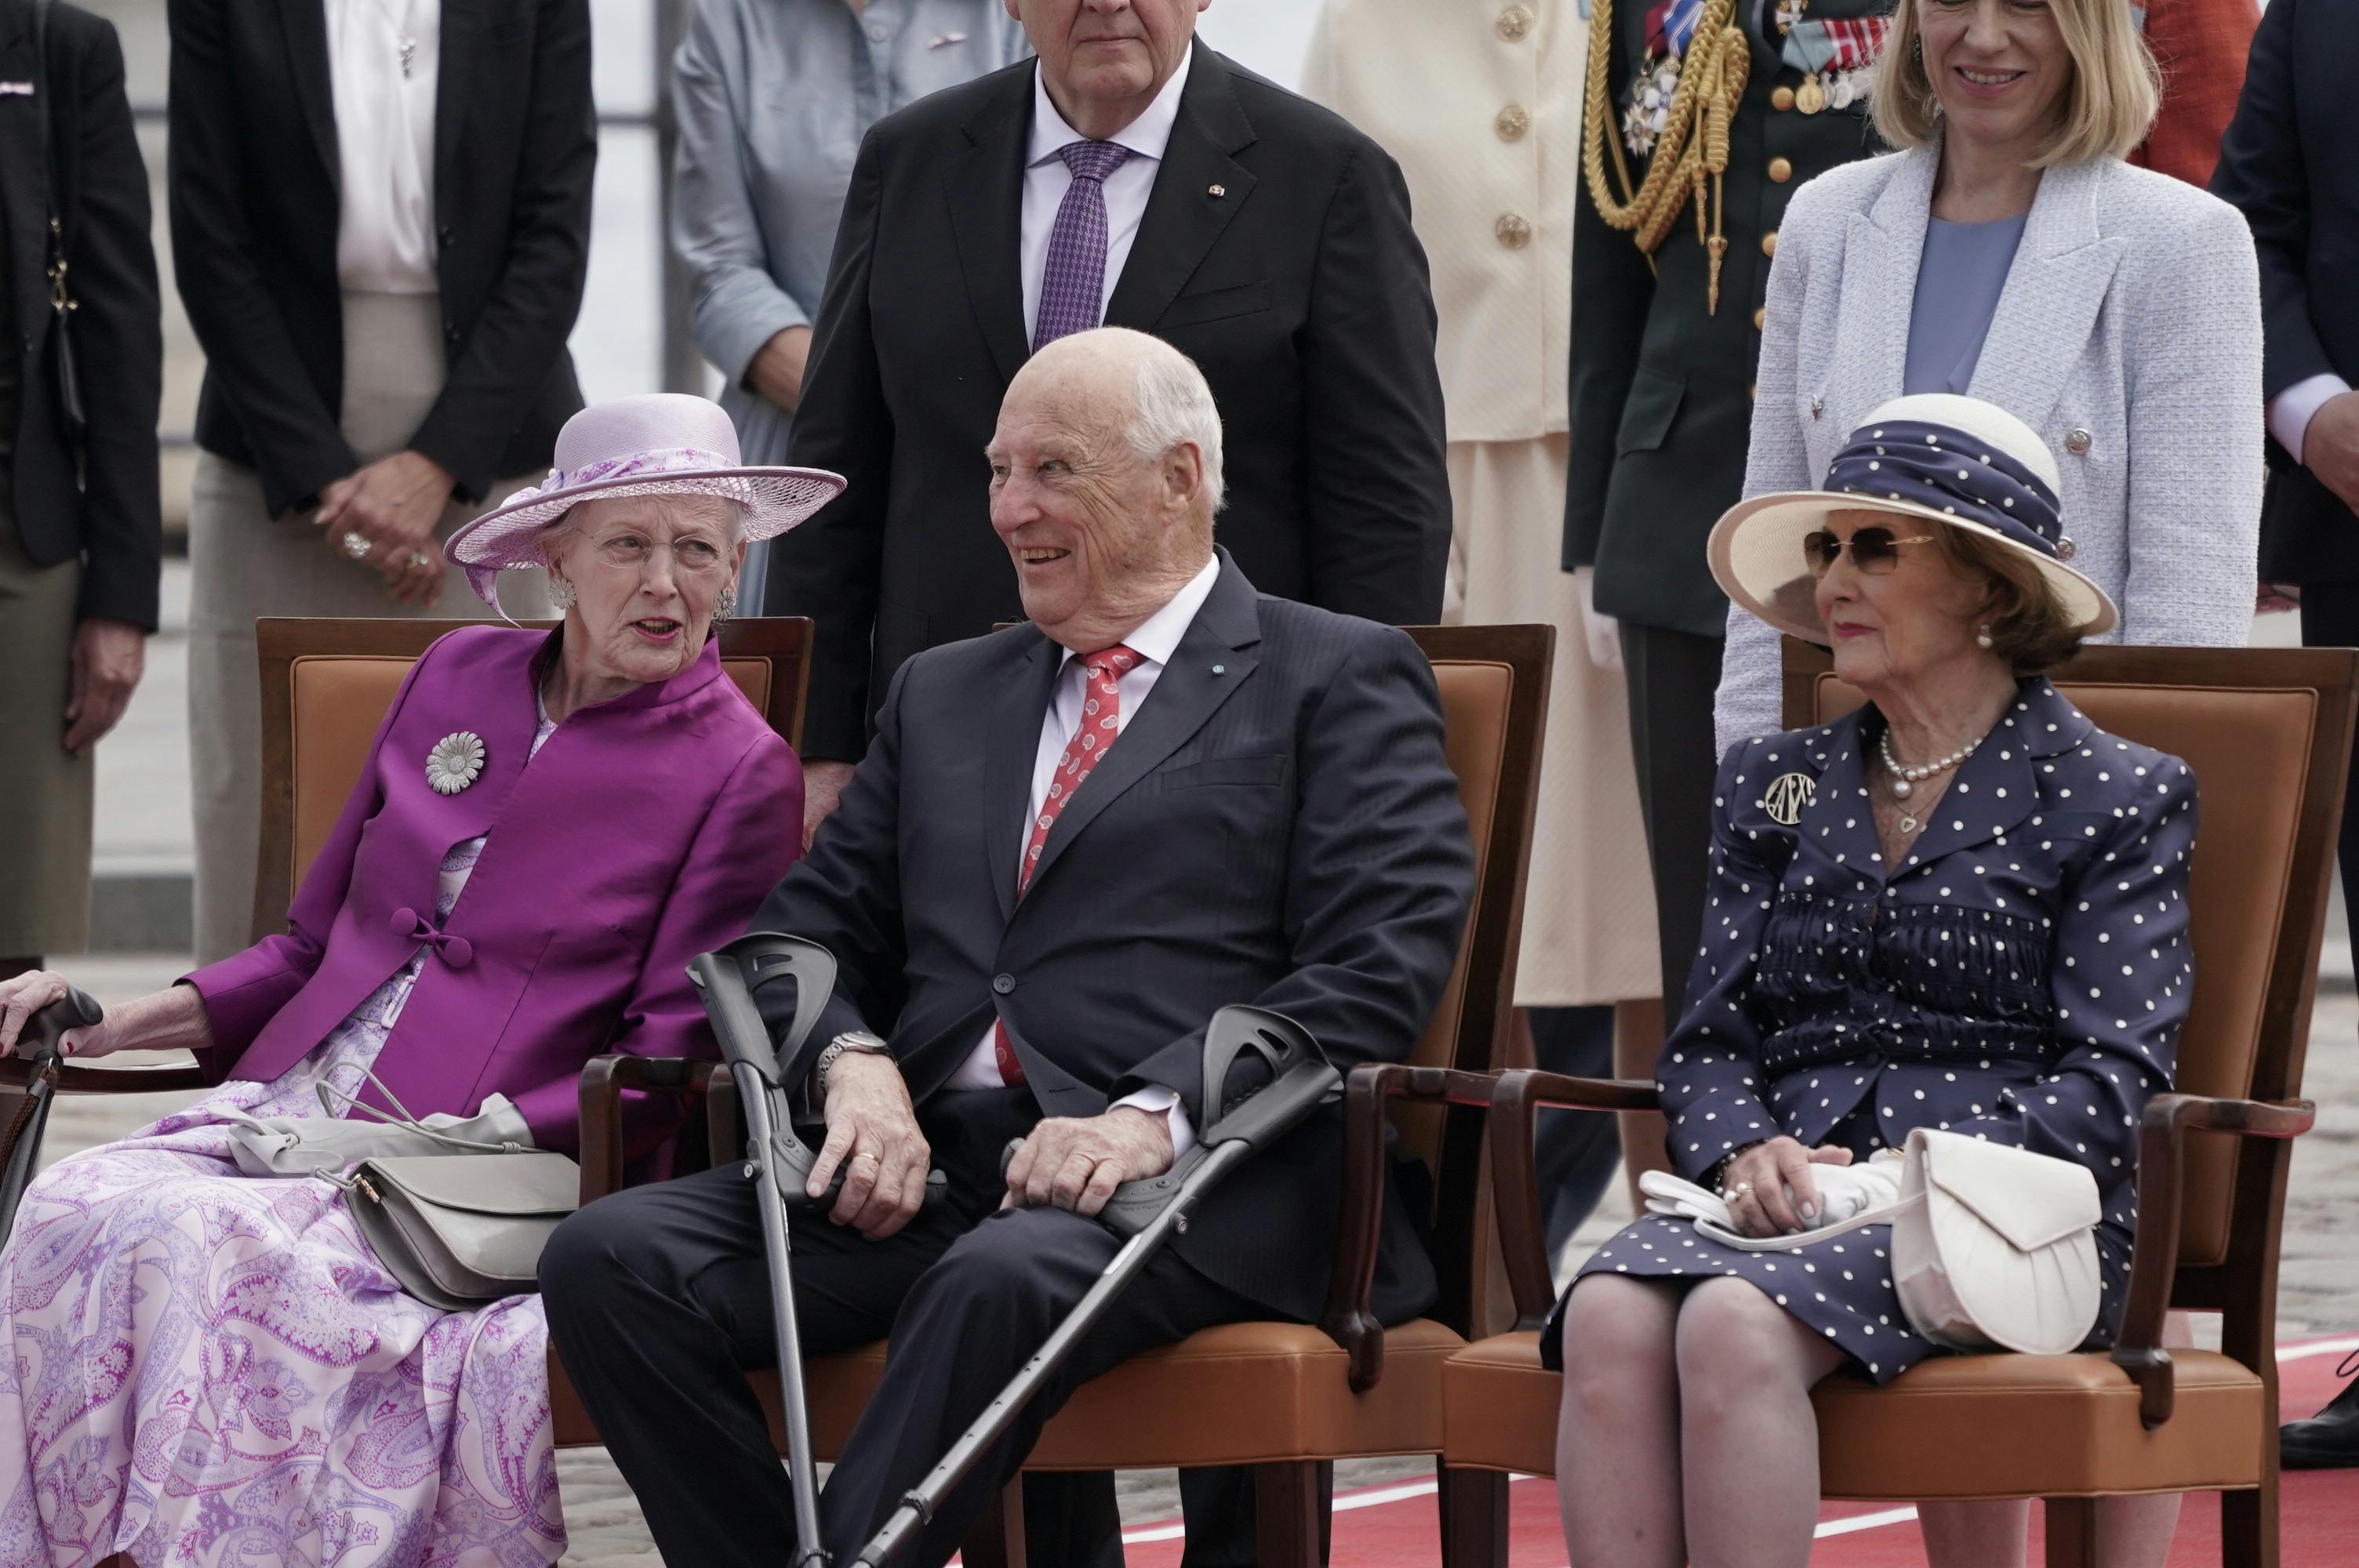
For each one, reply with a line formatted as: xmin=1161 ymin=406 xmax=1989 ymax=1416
xmin=0 ymin=1 xmax=160 ymax=629
xmin=769 ymin=44 xmax=1453 ymax=763
xmin=747 ymin=554 xmax=1474 ymax=1325
xmin=165 ymin=0 xmax=594 ymax=517
xmin=2212 ymin=0 xmax=2359 ymax=583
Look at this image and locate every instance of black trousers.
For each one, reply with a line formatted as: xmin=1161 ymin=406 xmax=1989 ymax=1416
xmin=2299 ymin=584 xmax=2359 ymax=959
xmin=1527 ymin=1005 xmax=1622 ymax=1256
xmin=1620 ymin=622 xmax=1726 ymax=1009
xmin=540 ymin=1088 xmax=1266 ymax=1568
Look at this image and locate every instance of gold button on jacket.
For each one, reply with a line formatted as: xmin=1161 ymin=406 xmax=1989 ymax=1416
xmin=1495 ymin=212 xmax=1533 ymax=249
xmin=1761 ymin=230 xmax=1779 ymax=258
xmin=1496 ymin=5 xmax=1535 ymax=41
xmin=1496 ymin=103 xmax=1531 ymax=141
xmin=1771 ymin=85 xmax=1795 ymax=111
xmin=1768 ymin=156 xmax=1794 ymax=183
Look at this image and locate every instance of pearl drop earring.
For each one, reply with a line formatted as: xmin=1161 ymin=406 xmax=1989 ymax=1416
xmin=1975 ymin=624 xmax=1995 ymax=650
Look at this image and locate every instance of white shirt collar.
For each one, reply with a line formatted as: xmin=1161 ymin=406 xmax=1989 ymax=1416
xmin=1027 ymin=44 xmax=1194 ymax=169
xmin=1054 ymin=554 xmax=1220 ymax=672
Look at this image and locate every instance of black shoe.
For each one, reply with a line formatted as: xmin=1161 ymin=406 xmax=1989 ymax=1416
xmin=2281 ymin=1353 xmax=2359 ymax=1470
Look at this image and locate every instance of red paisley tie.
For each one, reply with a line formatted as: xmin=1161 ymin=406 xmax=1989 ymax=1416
xmin=994 ymin=644 xmax=1142 ymax=1086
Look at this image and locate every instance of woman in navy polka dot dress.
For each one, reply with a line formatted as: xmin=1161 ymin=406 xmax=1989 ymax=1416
xmin=1548 ymin=395 xmax=2197 ymax=1567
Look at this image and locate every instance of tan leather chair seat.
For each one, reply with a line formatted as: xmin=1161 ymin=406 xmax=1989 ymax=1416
xmin=1441 ymin=1332 xmax=2267 ymax=1499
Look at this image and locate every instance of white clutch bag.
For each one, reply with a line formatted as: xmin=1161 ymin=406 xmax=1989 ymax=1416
xmin=1891 ymin=1127 xmax=2103 ymax=1356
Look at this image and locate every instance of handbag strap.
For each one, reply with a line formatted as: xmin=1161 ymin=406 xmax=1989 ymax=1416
xmin=314 ymin=1065 xmax=529 ymax=1156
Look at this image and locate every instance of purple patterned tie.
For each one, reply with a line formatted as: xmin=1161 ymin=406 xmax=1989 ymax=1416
xmin=1033 ymin=140 xmax=1136 ymax=351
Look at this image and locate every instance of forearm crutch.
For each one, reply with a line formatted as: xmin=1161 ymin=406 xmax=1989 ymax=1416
xmin=689 ymin=933 xmax=944 ymax=1568
xmin=849 ymin=1004 xmax=1342 ymax=1568
xmin=0 ymin=986 xmax=104 ymax=1241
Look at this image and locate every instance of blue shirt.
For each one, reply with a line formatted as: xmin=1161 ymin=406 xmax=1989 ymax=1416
xmin=1902 ymin=212 xmax=2029 ymax=396
xmin=668 ymin=0 xmax=1029 ymax=465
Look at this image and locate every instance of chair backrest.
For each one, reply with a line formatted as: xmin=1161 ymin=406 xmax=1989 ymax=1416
xmin=1394 ymin=626 xmax=1554 ymax=1334
xmin=250 ymin=617 xmax=812 ymax=943
xmin=1783 ymin=641 xmax=2355 ymax=1276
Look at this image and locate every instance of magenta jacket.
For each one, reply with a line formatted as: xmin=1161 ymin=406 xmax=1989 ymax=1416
xmin=184 ymin=625 xmax=801 ymax=1153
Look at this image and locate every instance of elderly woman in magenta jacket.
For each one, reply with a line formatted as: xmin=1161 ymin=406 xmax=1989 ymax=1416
xmin=0 ymin=395 xmax=838 ymax=1568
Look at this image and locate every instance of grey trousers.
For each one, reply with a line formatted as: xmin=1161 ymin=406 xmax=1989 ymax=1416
xmin=187 ymin=292 xmax=548 ymax=963
xmin=0 ymin=497 xmax=91 ymax=956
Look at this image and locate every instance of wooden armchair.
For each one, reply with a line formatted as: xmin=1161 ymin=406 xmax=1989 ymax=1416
xmin=1437 ymin=644 xmax=2354 ymax=1568
xmin=551 ymin=622 xmax=1558 ymax=1567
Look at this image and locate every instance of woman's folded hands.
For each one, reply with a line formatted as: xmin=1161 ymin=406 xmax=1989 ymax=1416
xmin=1643 ymin=1138 xmax=1906 ymax=1242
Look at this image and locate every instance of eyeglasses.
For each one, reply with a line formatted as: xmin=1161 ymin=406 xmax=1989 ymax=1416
xmin=1801 ymin=527 xmax=1937 ymax=578
xmin=573 ymin=528 xmax=729 ymax=577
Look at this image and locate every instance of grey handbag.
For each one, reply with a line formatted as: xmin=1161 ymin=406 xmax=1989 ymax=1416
xmin=315 ymin=1071 xmax=581 ymax=1312
xmin=335 ymin=1151 xmax=581 ymax=1312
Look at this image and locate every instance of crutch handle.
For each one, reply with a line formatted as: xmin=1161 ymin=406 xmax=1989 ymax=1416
xmin=776 ymin=1130 xmax=950 ymax=1212
xmin=9 ymin=986 xmax=101 ymax=1061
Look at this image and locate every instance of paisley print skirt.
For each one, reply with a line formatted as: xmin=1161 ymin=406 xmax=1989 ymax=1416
xmin=0 ymin=1090 xmax=562 ymax=1567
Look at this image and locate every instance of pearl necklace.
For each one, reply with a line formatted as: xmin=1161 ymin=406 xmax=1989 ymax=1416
xmin=1877 ymin=725 xmax=1983 ymax=837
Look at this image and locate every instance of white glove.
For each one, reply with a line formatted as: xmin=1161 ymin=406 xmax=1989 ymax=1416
xmin=221 ymin=1092 xmax=534 ymax=1177
xmin=1574 ymin=566 xmax=1623 ymax=671
xmin=1644 ymin=1152 xmax=1906 ymax=1247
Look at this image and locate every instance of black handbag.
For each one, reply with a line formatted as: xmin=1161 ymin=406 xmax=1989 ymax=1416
xmin=28 ymin=0 xmax=85 ymax=446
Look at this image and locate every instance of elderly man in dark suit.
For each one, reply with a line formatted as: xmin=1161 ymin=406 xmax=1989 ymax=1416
xmin=770 ymin=0 xmax=1452 ymax=853
xmin=543 ymin=328 xmax=1474 ymax=1568
xmin=0 ymin=0 xmax=160 ymax=978
xmin=2212 ymin=0 xmax=2359 ymax=1472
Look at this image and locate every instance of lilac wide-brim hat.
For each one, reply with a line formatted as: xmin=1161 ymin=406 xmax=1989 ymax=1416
xmin=442 ymin=392 xmax=845 ymax=611
xmin=1707 ymin=392 xmax=2117 ymax=648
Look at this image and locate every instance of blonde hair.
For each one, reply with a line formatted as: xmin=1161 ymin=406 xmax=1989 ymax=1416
xmin=1871 ymin=0 xmax=2161 ymax=166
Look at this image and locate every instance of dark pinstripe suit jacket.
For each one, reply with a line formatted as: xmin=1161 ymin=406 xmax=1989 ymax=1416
xmin=746 ymin=550 xmax=1474 ymax=1325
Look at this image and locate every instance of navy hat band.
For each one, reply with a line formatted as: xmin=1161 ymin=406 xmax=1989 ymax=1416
xmin=1823 ymin=419 xmax=2066 ymax=561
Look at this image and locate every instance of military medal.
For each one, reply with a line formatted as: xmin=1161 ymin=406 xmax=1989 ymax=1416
xmin=1623 ymin=0 xmax=1706 ymax=158
xmin=1787 ymin=15 xmax=1892 ymax=118
xmin=1795 ymin=73 xmax=1827 ymax=114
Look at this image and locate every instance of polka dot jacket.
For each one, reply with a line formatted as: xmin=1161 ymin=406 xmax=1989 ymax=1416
xmin=1546 ymin=678 xmax=2197 ymax=1382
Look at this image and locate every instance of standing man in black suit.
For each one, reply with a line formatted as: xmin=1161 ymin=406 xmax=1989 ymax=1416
xmin=0 ymin=0 xmax=160 ymax=979
xmin=2212 ymin=0 xmax=2359 ymax=1472
xmin=543 ymin=328 xmax=1474 ymax=1568
xmin=169 ymin=0 xmax=593 ymax=961
xmin=772 ymin=0 xmax=1452 ymax=849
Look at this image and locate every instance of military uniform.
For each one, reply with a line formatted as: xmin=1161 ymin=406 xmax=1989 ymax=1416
xmin=1561 ymin=0 xmax=1892 ymax=1004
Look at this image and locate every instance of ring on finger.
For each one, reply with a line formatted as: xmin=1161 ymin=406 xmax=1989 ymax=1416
xmin=341 ymin=531 xmax=373 ymax=561
xmin=1726 ymin=1181 xmax=1754 ymax=1200
xmin=405 ymin=550 xmax=431 ymax=572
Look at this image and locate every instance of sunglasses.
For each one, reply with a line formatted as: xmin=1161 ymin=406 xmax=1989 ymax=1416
xmin=1802 ymin=526 xmax=1938 ymax=577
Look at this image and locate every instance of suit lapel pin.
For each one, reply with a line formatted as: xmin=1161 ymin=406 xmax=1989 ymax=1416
xmin=426 ymin=732 xmax=487 ymax=796
xmin=1211 ymin=664 xmax=1226 ymax=675
xmin=1207 ymin=183 xmax=1227 ymax=198
xmin=0 ymin=82 xmax=35 ymax=96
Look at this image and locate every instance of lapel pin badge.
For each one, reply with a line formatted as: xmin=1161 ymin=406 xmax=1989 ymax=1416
xmin=1207 ymin=183 xmax=1226 ymax=198
xmin=0 ymin=82 xmax=35 ymax=96
xmin=1211 ymin=664 xmax=1226 ymax=675
xmin=1759 ymin=771 xmax=1816 ymax=826
xmin=426 ymin=731 xmax=487 ymax=796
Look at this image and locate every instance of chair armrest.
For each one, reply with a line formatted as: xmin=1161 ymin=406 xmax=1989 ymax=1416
xmin=1321 ymin=1063 xmax=1501 ymax=1394
xmin=1488 ymin=1069 xmax=1664 ymax=1327
xmin=0 ymin=1057 xmax=213 ymax=1095
xmin=576 ymin=1056 xmax=731 ymax=1205
xmin=2110 ymin=1091 xmax=2315 ymax=1428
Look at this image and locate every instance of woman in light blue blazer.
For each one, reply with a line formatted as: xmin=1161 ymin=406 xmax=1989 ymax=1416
xmin=1717 ymin=0 xmax=2263 ymax=757
xmin=669 ymin=0 xmax=1027 ymax=607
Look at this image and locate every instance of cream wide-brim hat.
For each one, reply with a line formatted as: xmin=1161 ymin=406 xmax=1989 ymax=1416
xmin=442 ymin=393 xmax=845 ymax=612
xmin=1707 ymin=393 xmax=2118 ymax=648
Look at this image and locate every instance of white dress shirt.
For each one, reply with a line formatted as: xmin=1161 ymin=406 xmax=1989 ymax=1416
xmin=325 ymin=0 xmax=440 ymax=294
xmin=947 ymin=554 xmax=1223 ymax=1156
xmin=2270 ymin=372 xmax=2353 ymax=469
xmin=1018 ymin=51 xmax=1193 ymax=343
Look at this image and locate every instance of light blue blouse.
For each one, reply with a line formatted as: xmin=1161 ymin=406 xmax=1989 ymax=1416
xmin=1901 ymin=212 xmax=2030 ymax=397
xmin=669 ymin=0 xmax=1030 ymax=468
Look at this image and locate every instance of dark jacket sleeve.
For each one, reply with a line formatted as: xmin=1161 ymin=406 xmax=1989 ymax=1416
xmin=165 ymin=0 xmax=355 ymax=510
xmin=1297 ymin=140 xmax=1450 ymax=625
xmin=770 ymin=125 xmax=895 ymax=762
xmin=405 ymin=0 xmax=595 ymax=501
xmin=743 ymin=655 xmax=915 ymax=1083
xmin=57 ymin=9 xmax=161 ymax=629
xmin=1110 ymin=627 xmax=1474 ymax=1123
xmin=1561 ymin=84 xmax=1657 ymax=570
xmin=2209 ymin=0 xmax=2331 ymax=402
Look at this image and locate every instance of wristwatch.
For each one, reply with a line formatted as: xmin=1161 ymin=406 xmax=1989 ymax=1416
xmin=813 ymin=1030 xmax=891 ymax=1103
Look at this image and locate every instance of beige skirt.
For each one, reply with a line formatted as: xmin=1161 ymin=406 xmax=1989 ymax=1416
xmin=187 ymin=291 xmax=550 ymax=964
xmin=0 ymin=504 xmax=92 ymax=956
xmin=1444 ymin=435 xmax=1660 ymax=1007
